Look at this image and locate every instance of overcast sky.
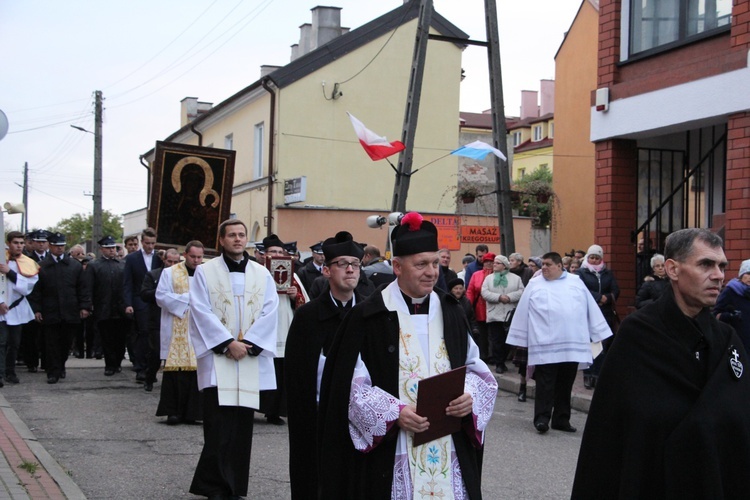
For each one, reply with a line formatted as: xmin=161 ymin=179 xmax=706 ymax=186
xmin=0 ymin=0 xmax=583 ymax=231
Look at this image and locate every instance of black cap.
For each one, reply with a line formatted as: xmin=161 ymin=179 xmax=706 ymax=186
xmin=48 ymin=232 xmax=66 ymax=246
xmin=98 ymin=236 xmax=117 ymax=248
xmin=322 ymin=231 xmax=364 ymax=262
xmin=32 ymin=230 xmax=50 ymax=242
xmin=447 ymin=278 xmax=464 ymax=290
xmin=310 ymin=241 xmax=324 ymax=254
xmin=284 ymin=241 xmax=298 ymax=255
xmin=390 ymin=213 xmax=438 ymax=257
xmin=251 ymin=242 xmax=265 ymax=254
xmin=262 ymin=234 xmax=285 ymax=251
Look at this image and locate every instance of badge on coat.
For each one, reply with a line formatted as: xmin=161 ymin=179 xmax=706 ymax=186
xmin=729 ymin=346 xmax=744 ymax=379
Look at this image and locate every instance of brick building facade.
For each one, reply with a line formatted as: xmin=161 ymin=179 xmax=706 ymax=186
xmin=591 ymin=0 xmax=750 ymax=311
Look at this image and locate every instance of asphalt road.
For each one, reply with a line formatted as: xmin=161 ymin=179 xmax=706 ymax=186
xmin=2 ymin=358 xmax=585 ymax=499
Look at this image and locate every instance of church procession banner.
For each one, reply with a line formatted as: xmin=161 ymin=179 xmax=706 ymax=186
xmin=148 ymin=141 xmax=236 ymax=252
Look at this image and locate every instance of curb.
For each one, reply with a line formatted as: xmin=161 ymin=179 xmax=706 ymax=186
xmin=0 ymin=393 xmax=86 ymax=499
xmin=494 ymin=371 xmax=593 ymax=414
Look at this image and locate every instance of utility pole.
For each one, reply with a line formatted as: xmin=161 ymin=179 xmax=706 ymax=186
xmin=485 ymin=0 xmax=515 ymax=255
xmin=391 ymin=0 xmax=433 ymax=214
xmin=93 ymin=90 xmax=103 ymax=253
xmin=22 ymin=162 xmax=28 ymax=233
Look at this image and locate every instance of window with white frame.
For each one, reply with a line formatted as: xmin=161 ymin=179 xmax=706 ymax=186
xmin=549 ymin=121 xmax=554 ymax=139
xmin=533 ymin=125 xmax=543 ymax=142
xmin=224 ymin=133 xmax=233 ymax=150
xmin=629 ymin=0 xmax=731 ymax=56
xmin=513 ymin=131 xmax=522 ymax=147
xmin=253 ymin=123 xmax=264 ymax=180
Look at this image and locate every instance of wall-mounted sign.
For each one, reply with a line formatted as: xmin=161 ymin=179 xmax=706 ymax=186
xmin=284 ymin=176 xmax=307 ymax=204
xmin=460 ymin=225 xmax=500 ymax=244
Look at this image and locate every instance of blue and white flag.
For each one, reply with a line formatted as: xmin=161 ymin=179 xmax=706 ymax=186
xmin=450 ymin=140 xmax=506 ymax=161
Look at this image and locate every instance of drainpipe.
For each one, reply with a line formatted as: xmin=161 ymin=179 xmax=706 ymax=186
xmin=190 ymin=124 xmax=203 ymax=146
xmin=261 ymin=77 xmax=276 ymax=237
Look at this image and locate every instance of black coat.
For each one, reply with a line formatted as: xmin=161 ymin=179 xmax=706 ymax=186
xmin=318 ymin=286 xmax=484 ymax=500
xmin=139 ymin=267 xmax=164 ymax=335
xmin=86 ymin=257 xmax=126 ymax=321
xmin=635 ymin=275 xmax=669 ymax=309
xmin=29 ymin=254 xmax=91 ymax=324
xmin=572 ymin=288 xmax=750 ymax=499
xmin=285 ymin=290 xmax=363 ymax=500
xmin=296 ymin=260 xmax=323 ymax=296
xmin=577 ymin=266 xmax=620 ymax=325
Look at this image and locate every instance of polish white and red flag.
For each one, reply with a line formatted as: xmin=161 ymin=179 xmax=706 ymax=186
xmin=347 ymin=112 xmax=405 ymax=161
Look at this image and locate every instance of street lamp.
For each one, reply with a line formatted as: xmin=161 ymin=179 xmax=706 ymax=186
xmin=366 ymin=212 xmax=404 ymax=259
xmin=70 ymin=96 xmax=103 ymax=255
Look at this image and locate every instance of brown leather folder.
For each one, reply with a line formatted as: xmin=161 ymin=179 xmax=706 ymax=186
xmin=413 ymin=365 xmax=467 ymax=446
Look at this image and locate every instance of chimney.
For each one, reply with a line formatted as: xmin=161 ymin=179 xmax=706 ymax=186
xmin=180 ymin=97 xmax=213 ymax=127
xmin=540 ymin=79 xmax=555 ymax=116
xmin=297 ymin=23 xmax=312 ymax=59
xmin=520 ymin=90 xmax=539 ymax=120
xmin=181 ymin=97 xmax=198 ymax=127
xmin=311 ymin=6 xmax=342 ymax=51
xmin=290 ymin=44 xmax=299 ymax=61
xmin=260 ymin=65 xmax=282 ymax=78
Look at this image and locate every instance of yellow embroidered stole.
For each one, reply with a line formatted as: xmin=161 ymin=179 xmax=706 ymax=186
xmin=384 ymin=287 xmax=454 ymax=499
xmin=6 ymin=252 xmax=39 ymax=277
xmin=164 ymin=263 xmax=197 ymax=371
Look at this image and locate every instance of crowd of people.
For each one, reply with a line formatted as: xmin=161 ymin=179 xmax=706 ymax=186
xmin=2 ymin=220 xmax=749 ymax=499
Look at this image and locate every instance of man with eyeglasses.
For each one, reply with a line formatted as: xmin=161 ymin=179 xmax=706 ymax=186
xmin=319 ymin=213 xmax=498 ymax=499
xmin=259 ymin=234 xmax=309 ymax=426
xmin=285 ymin=231 xmax=364 ymax=498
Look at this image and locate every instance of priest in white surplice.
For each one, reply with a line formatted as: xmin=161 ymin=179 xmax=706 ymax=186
xmin=188 ymin=220 xmax=279 ymax=499
xmin=154 ymin=241 xmax=204 ymax=424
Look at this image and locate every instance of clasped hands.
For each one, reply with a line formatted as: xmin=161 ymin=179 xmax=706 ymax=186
xmin=224 ymin=340 xmax=254 ymax=360
xmin=397 ymin=392 xmax=473 ymax=434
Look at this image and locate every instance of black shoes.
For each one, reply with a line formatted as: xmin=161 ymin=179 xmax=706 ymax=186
xmin=47 ymin=376 xmax=59 ymax=384
xmin=266 ymin=416 xmax=285 ymax=426
xmin=6 ymin=375 xmax=19 ymax=384
xmin=135 ymin=372 xmax=146 ymax=383
xmin=551 ymin=423 xmax=577 ymax=433
xmin=518 ymin=383 xmax=527 ymax=402
xmin=496 ymin=364 xmax=508 ymax=374
xmin=166 ymin=415 xmax=180 ymax=426
xmin=104 ymin=369 xmax=115 ymax=376
xmin=144 ymin=382 xmax=153 ymax=392
xmin=583 ymin=374 xmax=596 ymax=390
xmin=535 ymin=421 xmax=549 ymax=433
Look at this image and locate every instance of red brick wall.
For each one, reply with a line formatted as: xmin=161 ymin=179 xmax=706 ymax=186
xmin=732 ymin=0 xmax=750 ymax=49
xmin=595 ymin=139 xmax=638 ymax=313
xmin=724 ymin=111 xmax=750 ymax=278
xmin=597 ymin=0 xmax=622 ymax=88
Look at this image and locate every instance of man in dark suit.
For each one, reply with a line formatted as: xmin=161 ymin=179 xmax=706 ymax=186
xmin=122 ymin=228 xmax=163 ymax=383
xmin=28 ymin=232 xmax=91 ymax=384
xmin=22 ymin=229 xmax=51 ymax=373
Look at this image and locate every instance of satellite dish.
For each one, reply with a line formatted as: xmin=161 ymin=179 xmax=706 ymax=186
xmin=0 ymin=110 xmax=8 ymax=141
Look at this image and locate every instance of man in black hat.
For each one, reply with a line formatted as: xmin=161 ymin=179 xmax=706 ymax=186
xmin=285 ymin=231 xmax=365 ymax=498
xmin=319 ymin=212 xmax=498 ymax=499
xmin=258 ymin=234 xmax=309 ymax=425
xmin=21 ymin=229 xmax=50 ymax=373
xmin=28 ymin=233 xmax=91 ymax=384
xmin=86 ymin=236 xmax=129 ymax=376
xmin=297 ymin=241 xmax=325 ymax=293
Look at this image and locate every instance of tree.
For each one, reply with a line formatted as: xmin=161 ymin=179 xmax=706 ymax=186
xmin=50 ymin=210 xmax=123 ymax=245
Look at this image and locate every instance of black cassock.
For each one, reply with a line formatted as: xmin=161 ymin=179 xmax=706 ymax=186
xmin=572 ymin=287 xmax=750 ymax=499
xmin=285 ymin=290 xmax=361 ymax=499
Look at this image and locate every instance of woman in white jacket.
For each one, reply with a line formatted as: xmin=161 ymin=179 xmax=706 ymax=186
xmin=482 ymin=255 xmax=524 ymax=375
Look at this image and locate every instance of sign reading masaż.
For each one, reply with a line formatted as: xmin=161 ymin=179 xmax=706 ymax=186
xmin=460 ymin=225 xmax=500 ymax=244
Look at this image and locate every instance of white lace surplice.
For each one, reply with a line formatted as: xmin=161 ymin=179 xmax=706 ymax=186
xmin=347 ymin=283 xmax=498 ymax=499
